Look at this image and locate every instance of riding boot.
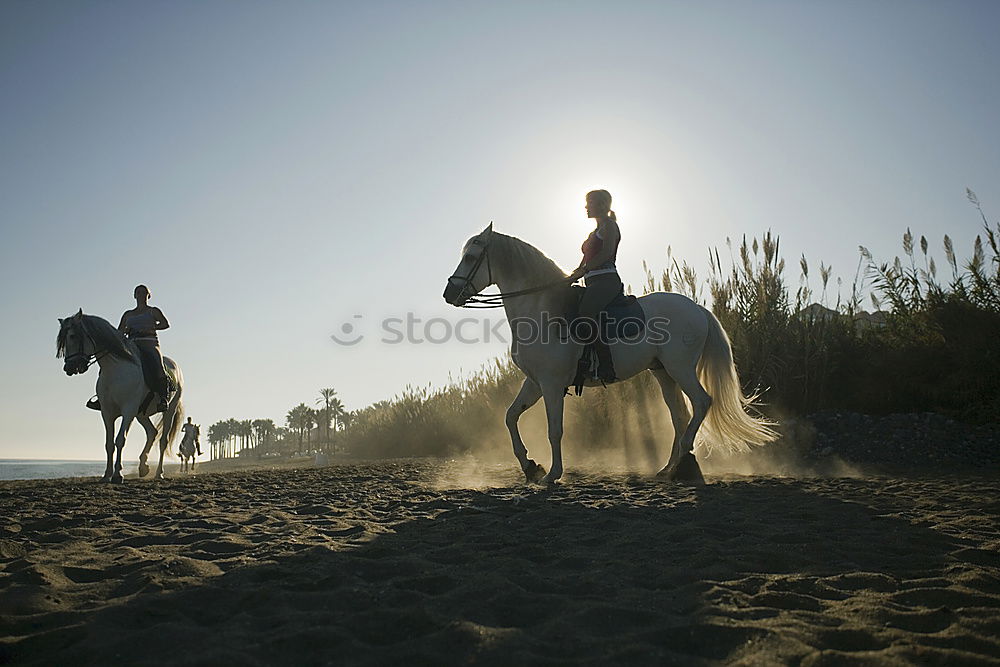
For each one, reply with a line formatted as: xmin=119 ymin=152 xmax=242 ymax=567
xmin=594 ymin=340 xmax=616 ymax=383
xmin=155 ymin=376 xmax=169 ymax=413
xmin=569 ymin=317 xmax=598 ymax=394
xmin=86 ymin=396 xmax=101 ymax=411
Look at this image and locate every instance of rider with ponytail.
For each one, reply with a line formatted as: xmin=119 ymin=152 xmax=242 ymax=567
xmin=118 ymin=285 xmax=171 ymax=412
xmin=567 ymin=189 xmax=623 ymax=382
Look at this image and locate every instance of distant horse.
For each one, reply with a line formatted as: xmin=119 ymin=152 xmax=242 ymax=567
xmin=444 ymin=225 xmax=777 ymax=485
xmin=179 ymin=425 xmax=199 ymax=472
xmin=57 ymin=310 xmax=184 ymax=483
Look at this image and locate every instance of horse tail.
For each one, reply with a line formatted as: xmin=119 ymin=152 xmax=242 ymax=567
xmin=165 ymin=400 xmax=183 ymax=457
xmin=153 ymin=397 xmax=183 ymax=458
xmin=696 ymin=307 xmax=779 ymax=453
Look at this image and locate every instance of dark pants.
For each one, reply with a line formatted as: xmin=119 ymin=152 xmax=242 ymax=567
xmin=578 ymin=273 xmax=624 ymax=322
xmin=573 ymin=273 xmax=623 ymax=382
xmin=134 ymin=340 xmax=168 ymax=400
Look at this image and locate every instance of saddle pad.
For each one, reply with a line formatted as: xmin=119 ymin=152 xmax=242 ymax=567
xmin=569 ymin=286 xmax=646 ymax=340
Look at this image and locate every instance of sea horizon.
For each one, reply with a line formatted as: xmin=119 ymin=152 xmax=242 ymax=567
xmin=0 ymin=458 xmax=122 ymax=481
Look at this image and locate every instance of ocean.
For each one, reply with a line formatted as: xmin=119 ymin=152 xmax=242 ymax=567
xmin=0 ymin=459 xmax=110 ymax=481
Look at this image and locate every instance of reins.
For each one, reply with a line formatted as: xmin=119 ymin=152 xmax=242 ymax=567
xmin=449 ymin=239 xmax=573 ymax=309
xmin=460 ymin=279 xmax=573 ymax=308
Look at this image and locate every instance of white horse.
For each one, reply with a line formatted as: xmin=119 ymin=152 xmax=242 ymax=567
xmin=444 ymin=225 xmax=777 ymax=484
xmin=57 ymin=310 xmax=184 ymax=483
xmin=179 ymin=425 xmax=199 ymax=472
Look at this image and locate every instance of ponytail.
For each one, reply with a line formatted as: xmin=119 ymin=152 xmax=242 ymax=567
xmin=608 ymin=209 xmax=617 ymax=222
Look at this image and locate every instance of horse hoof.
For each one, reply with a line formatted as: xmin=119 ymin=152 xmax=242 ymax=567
xmin=138 ymin=462 xmax=150 ymax=478
xmin=541 ymin=474 xmax=561 ymax=486
xmin=524 ymin=460 xmax=546 ymax=484
xmin=111 ymin=475 xmax=124 ymax=485
xmin=659 ymin=454 xmax=705 ymax=485
xmin=99 ymin=476 xmax=112 ymax=484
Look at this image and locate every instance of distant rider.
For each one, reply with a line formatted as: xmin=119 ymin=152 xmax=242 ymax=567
xmin=181 ymin=417 xmax=201 ymax=456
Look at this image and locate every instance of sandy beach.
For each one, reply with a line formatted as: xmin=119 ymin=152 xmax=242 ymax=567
xmin=1 ymin=460 xmax=999 ymax=665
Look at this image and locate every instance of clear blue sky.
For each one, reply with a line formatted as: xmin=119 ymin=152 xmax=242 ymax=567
xmin=2 ymin=1 xmax=998 ymax=459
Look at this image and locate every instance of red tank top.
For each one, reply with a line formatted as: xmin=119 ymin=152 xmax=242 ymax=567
xmin=581 ymin=226 xmax=618 ymax=266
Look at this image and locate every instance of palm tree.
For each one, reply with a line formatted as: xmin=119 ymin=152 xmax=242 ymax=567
xmin=340 ymin=409 xmax=355 ymax=432
xmin=304 ymin=408 xmax=317 ymax=450
xmin=237 ymin=420 xmax=254 ymax=456
xmin=330 ymin=397 xmax=345 ymax=432
xmin=286 ymin=404 xmax=314 ymax=454
xmin=208 ymin=421 xmax=228 ymax=460
xmin=316 ymin=388 xmax=337 ymax=447
xmin=224 ymin=418 xmax=241 ymax=458
xmin=285 ymin=407 xmax=301 ymax=452
xmin=252 ymin=419 xmax=276 ymax=458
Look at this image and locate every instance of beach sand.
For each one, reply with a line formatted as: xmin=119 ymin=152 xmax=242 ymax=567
xmin=1 ymin=460 xmax=999 ymax=665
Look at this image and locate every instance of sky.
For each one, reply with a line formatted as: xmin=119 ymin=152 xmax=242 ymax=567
xmin=1 ymin=0 xmax=998 ymax=459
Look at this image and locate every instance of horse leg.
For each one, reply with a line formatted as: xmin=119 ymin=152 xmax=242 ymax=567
xmin=656 ymin=365 xmax=709 ymax=484
xmin=112 ymin=411 xmax=137 ymax=484
xmin=136 ymin=414 xmax=157 ymax=478
xmin=540 ymin=385 xmax=566 ymax=485
xmin=650 ymin=369 xmax=692 ymax=475
xmin=101 ymin=411 xmax=116 ymax=482
xmin=505 ymin=378 xmax=545 ymax=483
xmin=155 ymin=409 xmax=176 ymax=480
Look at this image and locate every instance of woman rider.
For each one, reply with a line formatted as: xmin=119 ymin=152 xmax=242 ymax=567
xmin=567 ymin=189 xmax=622 ymax=383
xmin=120 ymin=285 xmax=171 ymax=412
xmin=87 ymin=285 xmax=171 ymax=412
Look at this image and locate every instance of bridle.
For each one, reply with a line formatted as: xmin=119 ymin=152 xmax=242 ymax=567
xmin=447 ymin=237 xmax=572 ymax=309
xmin=63 ymin=319 xmax=106 ymax=373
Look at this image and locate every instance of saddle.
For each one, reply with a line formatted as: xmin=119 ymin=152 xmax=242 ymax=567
xmin=567 ymin=286 xmax=646 ymax=395
xmin=139 ymin=370 xmax=175 ymax=414
xmin=567 ymin=285 xmax=646 ymax=340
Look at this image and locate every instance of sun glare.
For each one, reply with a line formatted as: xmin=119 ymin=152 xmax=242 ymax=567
xmin=553 ymin=179 xmax=650 ymax=236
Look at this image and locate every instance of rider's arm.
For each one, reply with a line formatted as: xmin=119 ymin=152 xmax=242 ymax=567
xmin=118 ymin=311 xmax=130 ymax=335
xmin=153 ymin=308 xmax=170 ymax=331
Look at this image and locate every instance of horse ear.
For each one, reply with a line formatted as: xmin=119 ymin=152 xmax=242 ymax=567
xmin=58 ymin=318 xmax=64 ymax=325
xmin=483 ymin=222 xmax=493 ymax=237
xmin=76 ymin=308 xmax=83 ymax=317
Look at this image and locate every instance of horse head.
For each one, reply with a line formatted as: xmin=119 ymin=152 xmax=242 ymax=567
xmin=443 ymin=222 xmax=493 ymax=306
xmin=56 ymin=309 xmax=94 ymax=375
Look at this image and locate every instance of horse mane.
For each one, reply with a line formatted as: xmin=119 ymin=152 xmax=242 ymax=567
xmin=57 ymin=313 xmax=134 ymax=362
xmin=491 ymin=232 xmax=567 ymax=282
xmin=82 ymin=315 xmax=135 ymax=361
